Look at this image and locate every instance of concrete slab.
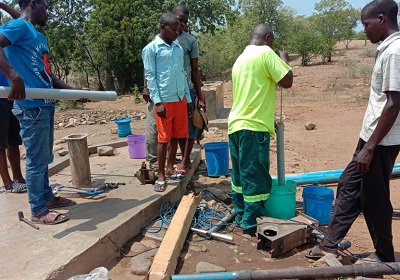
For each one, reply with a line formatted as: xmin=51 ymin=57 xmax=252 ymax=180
xmin=0 ymin=144 xmax=201 ymax=280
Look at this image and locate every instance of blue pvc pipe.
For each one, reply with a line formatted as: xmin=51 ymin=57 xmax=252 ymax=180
xmin=272 ymin=163 xmax=400 ymax=186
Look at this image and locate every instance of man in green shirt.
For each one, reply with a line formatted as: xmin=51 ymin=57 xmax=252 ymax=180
xmin=228 ymin=23 xmax=293 ymax=235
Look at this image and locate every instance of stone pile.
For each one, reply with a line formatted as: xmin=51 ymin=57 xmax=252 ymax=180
xmin=54 ymin=110 xmax=146 ymax=129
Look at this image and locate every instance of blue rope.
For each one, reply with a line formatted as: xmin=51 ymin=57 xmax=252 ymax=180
xmin=144 ymin=190 xmax=234 ymax=235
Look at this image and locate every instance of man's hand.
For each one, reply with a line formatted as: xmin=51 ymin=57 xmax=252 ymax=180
xmin=8 ymin=76 xmax=25 ymax=100
xmin=142 ymin=87 xmax=150 ymax=103
xmin=355 ymin=147 xmax=374 ymax=173
xmin=187 ymin=103 xmax=193 ymax=117
xmin=156 ymin=103 xmax=166 ymax=118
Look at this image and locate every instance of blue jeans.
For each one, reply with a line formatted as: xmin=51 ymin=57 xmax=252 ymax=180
xmin=13 ymin=104 xmax=55 ymax=216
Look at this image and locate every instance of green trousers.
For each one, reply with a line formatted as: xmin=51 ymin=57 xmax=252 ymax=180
xmin=229 ymin=130 xmax=272 ymax=233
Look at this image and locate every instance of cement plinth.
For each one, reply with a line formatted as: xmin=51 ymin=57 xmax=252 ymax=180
xmin=0 ymin=143 xmax=202 ymax=280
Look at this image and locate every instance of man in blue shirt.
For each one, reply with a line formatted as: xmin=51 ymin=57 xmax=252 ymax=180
xmin=142 ymin=13 xmax=193 ymax=192
xmin=0 ymin=2 xmax=26 ymax=194
xmin=0 ymin=0 xmax=78 ymax=224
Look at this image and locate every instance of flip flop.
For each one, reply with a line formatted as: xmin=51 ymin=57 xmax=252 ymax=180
xmin=173 ymin=164 xmax=187 ymax=174
xmin=305 ymin=245 xmax=342 ymax=260
xmin=166 ymin=173 xmax=189 ymax=182
xmin=10 ymin=182 xmax=27 ymax=193
xmin=47 ymin=197 xmax=76 ymax=209
xmin=31 ymin=210 xmax=69 ymax=225
xmin=153 ymin=180 xmax=167 ymax=192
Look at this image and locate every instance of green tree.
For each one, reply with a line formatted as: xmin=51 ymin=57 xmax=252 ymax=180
xmin=286 ymin=17 xmax=322 ymax=66
xmin=312 ymin=0 xmax=359 ymax=62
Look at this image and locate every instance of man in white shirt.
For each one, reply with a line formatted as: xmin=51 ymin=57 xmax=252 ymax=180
xmin=308 ymin=0 xmax=400 ymax=263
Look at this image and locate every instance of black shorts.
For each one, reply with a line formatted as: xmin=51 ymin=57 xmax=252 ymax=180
xmin=0 ymin=98 xmax=22 ymax=149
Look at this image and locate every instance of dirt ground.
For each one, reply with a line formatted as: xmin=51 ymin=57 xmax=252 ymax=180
xmin=49 ymin=40 xmax=400 ymax=279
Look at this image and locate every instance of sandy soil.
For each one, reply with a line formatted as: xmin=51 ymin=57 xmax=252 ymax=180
xmin=49 ymin=40 xmax=400 ymax=279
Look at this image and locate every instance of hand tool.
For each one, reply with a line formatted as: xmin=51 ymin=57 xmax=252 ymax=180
xmin=53 ymin=185 xmax=104 ymax=195
xmin=18 ymin=211 xmax=40 ymax=230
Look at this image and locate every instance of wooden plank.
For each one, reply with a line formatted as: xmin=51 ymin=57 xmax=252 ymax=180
xmin=148 ymin=193 xmax=201 ymax=280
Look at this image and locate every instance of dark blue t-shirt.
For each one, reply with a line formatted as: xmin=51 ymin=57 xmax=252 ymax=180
xmin=0 ymin=18 xmax=54 ymax=107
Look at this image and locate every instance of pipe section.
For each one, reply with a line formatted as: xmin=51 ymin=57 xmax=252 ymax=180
xmin=0 ymin=86 xmax=117 ymax=101
xmin=272 ymin=164 xmax=400 ymax=185
xmin=276 ymin=121 xmax=285 ymax=186
xmin=172 ymin=262 xmax=400 ymax=280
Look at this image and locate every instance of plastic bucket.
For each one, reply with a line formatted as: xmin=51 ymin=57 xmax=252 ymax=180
xmin=204 ymin=142 xmax=229 ymax=176
xmin=264 ymin=179 xmax=297 ymax=220
xmin=127 ymin=134 xmax=146 ymax=159
xmin=302 ymin=186 xmax=334 ymax=225
xmin=115 ymin=118 xmax=132 ymax=137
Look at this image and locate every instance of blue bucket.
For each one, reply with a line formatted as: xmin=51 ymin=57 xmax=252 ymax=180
xmin=204 ymin=142 xmax=229 ymax=176
xmin=302 ymin=186 xmax=334 ymax=225
xmin=115 ymin=118 xmax=132 ymax=137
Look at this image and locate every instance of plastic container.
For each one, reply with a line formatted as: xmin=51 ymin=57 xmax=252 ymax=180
xmin=204 ymin=142 xmax=229 ymax=176
xmin=127 ymin=134 xmax=146 ymax=159
xmin=115 ymin=118 xmax=132 ymax=137
xmin=302 ymin=186 xmax=334 ymax=225
xmin=264 ymin=179 xmax=297 ymax=220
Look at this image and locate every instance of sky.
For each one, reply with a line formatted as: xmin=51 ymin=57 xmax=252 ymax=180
xmin=282 ymin=0 xmax=371 ymax=31
xmin=282 ymin=0 xmax=370 ymax=16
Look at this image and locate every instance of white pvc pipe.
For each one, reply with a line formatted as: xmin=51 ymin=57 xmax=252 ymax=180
xmin=0 ymin=86 xmax=117 ymax=101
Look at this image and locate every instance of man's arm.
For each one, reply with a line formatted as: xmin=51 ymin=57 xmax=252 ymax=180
xmin=356 ymin=91 xmax=400 ymax=173
xmin=277 ymin=50 xmax=293 ymax=89
xmin=0 ymin=34 xmax=25 ymax=100
xmin=0 ymin=3 xmax=21 ymax=19
xmin=142 ymin=74 xmax=150 ymax=103
xmin=50 ymin=73 xmax=74 ymax=89
xmin=190 ymin=57 xmax=202 ymax=102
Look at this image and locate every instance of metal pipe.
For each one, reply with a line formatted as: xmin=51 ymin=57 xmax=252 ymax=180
xmin=190 ymin=228 xmax=234 ymax=242
xmin=208 ymin=209 xmax=236 ymax=233
xmin=272 ymin=164 xmax=400 ymax=185
xmin=276 ymin=121 xmax=285 ymax=186
xmin=0 ymin=86 xmax=117 ymax=101
xmin=172 ymin=262 xmax=400 ymax=280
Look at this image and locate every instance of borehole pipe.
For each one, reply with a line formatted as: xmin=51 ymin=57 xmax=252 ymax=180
xmin=272 ymin=163 xmax=400 ymax=185
xmin=208 ymin=209 xmax=236 ymax=233
xmin=172 ymin=262 xmax=400 ymax=280
xmin=276 ymin=87 xmax=286 ymax=186
xmin=0 ymin=86 xmax=117 ymax=101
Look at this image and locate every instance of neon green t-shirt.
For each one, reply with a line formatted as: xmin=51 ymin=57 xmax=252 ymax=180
xmin=228 ymin=45 xmax=291 ymax=136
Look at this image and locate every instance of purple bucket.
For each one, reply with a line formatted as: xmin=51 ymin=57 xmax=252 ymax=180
xmin=127 ymin=134 xmax=146 ymax=159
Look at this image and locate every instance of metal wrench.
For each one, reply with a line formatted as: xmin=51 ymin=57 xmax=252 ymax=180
xmin=18 ymin=211 xmax=39 ymax=230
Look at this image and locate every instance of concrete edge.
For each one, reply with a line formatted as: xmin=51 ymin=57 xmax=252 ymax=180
xmin=48 ymin=139 xmax=128 ymax=176
xmin=46 ymin=146 xmax=202 ymax=279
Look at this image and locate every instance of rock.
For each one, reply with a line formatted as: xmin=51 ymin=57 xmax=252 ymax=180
xmin=100 ymin=120 xmax=108 ymax=124
xmin=129 ymin=242 xmax=147 ymax=255
xmin=111 ymin=128 xmax=118 ymax=134
xmin=304 ymin=122 xmax=316 ymax=130
xmin=220 ymin=180 xmax=231 ymax=186
xmin=54 ymin=139 xmax=66 ymax=145
xmin=53 ymin=145 xmax=64 ymax=152
xmin=97 ymin=146 xmax=114 ymax=156
xmin=195 ymin=261 xmax=225 ymax=273
xmin=58 ymin=150 xmax=69 ymax=156
xmin=65 ymin=122 xmax=76 ymax=128
xmin=88 ymin=121 xmax=96 ymax=125
xmin=58 ymin=122 xmax=65 ymax=128
xmin=130 ymin=248 xmax=158 ymax=276
xmin=314 ymin=255 xmax=343 ymax=267
xmin=140 ymin=238 xmax=160 ymax=249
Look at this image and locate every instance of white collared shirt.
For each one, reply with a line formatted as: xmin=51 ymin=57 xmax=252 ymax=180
xmin=360 ymin=31 xmax=400 ymax=145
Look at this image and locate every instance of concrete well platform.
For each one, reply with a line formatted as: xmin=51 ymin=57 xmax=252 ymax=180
xmin=0 ymin=141 xmax=201 ymax=280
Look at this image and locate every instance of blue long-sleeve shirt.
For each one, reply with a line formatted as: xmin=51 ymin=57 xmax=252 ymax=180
xmin=142 ymin=35 xmax=191 ymax=104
